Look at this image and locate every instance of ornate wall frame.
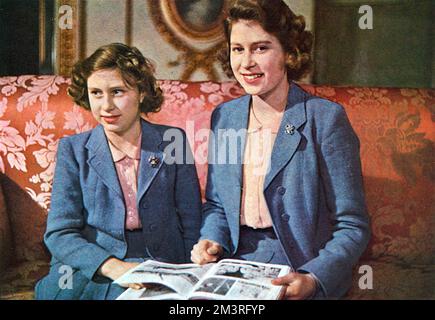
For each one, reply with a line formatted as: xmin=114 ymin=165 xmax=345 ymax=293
xmin=148 ymin=0 xmax=228 ymax=81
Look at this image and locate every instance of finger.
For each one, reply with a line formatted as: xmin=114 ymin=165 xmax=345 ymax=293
xmin=195 ymin=240 xmax=210 ymax=252
xmin=191 ymin=243 xmax=203 ymax=262
xmin=129 ymin=283 xmax=142 ymax=290
xmin=271 ymin=273 xmax=297 ymax=285
xmin=191 ymin=249 xmax=209 ymax=265
xmin=283 ymin=285 xmax=304 ymax=300
xmin=203 ymin=246 xmax=220 ymax=259
xmin=206 ymin=242 xmax=219 ymax=255
xmin=190 ymin=250 xmax=200 ymax=264
xmin=192 ymin=250 xmax=217 ymax=264
xmin=191 ymin=242 xmax=220 ymax=264
xmin=191 ymin=252 xmax=203 ymax=264
xmin=207 ymin=247 xmax=218 ymax=255
xmin=191 ymin=244 xmax=207 ymax=260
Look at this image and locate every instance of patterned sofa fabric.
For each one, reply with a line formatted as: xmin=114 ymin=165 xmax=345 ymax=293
xmin=0 ymin=76 xmax=434 ymax=299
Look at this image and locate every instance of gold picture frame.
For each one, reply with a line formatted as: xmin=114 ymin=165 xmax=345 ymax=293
xmin=159 ymin=0 xmax=226 ymax=41
xmin=148 ymin=0 xmax=229 ymax=81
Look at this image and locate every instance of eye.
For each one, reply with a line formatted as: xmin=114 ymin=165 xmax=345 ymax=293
xmin=254 ymin=45 xmax=268 ymax=53
xmin=231 ymin=46 xmax=244 ymax=53
xmin=112 ymin=89 xmax=125 ymax=96
xmin=89 ymin=90 xmax=102 ymax=97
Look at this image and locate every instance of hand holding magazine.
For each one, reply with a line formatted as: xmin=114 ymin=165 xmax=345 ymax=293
xmin=115 ymin=259 xmax=291 ymax=300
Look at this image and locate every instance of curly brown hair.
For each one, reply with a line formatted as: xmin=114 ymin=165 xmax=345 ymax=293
xmin=218 ymin=0 xmax=313 ymax=82
xmin=68 ymin=43 xmax=163 ymax=114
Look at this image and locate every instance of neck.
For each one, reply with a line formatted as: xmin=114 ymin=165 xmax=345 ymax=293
xmin=104 ymin=119 xmax=141 ymax=150
xmin=253 ymin=80 xmax=290 ymax=113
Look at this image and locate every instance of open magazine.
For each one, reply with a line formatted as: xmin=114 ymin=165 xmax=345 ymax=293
xmin=115 ymin=259 xmax=291 ymax=300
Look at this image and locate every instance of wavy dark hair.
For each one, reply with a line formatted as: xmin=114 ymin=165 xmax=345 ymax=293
xmin=68 ymin=43 xmax=163 ymax=114
xmin=218 ymin=0 xmax=313 ymax=82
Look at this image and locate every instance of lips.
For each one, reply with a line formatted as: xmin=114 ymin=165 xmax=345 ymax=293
xmin=241 ymin=73 xmax=264 ymax=84
xmin=101 ymin=115 xmax=121 ymax=124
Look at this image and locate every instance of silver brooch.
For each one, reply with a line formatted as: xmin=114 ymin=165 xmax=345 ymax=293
xmin=285 ymin=124 xmax=295 ymax=135
xmin=148 ymin=156 xmax=160 ymax=168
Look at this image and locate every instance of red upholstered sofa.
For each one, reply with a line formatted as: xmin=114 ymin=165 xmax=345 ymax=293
xmin=0 ymin=76 xmax=433 ymax=299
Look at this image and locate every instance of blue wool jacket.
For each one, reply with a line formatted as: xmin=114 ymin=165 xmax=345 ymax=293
xmin=35 ymin=119 xmax=202 ymax=299
xmin=200 ymin=83 xmax=371 ymax=298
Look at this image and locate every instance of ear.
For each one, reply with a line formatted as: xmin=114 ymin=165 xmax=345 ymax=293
xmin=285 ymin=53 xmax=292 ymax=65
xmin=285 ymin=53 xmax=297 ymax=69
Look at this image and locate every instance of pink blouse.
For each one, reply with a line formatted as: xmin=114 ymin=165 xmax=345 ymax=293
xmin=107 ymin=135 xmax=142 ymax=231
xmin=240 ymin=105 xmax=283 ymax=229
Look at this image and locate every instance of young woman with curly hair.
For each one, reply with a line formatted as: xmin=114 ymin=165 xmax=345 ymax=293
xmin=35 ymin=43 xmax=202 ymax=300
xmin=191 ymin=0 xmax=370 ymax=299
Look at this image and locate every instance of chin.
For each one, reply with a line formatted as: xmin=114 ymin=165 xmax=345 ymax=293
xmin=241 ymin=86 xmax=264 ymax=96
xmin=103 ymin=124 xmax=123 ymax=132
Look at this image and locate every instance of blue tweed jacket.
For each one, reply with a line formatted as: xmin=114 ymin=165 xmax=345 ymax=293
xmin=200 ymin=83 xmax=371 ymax=298
xmin=36 ymin=119 xmax=202 ymax=299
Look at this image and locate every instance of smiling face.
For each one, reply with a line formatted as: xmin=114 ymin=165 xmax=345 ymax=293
xmin=87 ymin=68 xmax=144 ymax=138
xmin=229 ymin=19 xmax=289 ymax=102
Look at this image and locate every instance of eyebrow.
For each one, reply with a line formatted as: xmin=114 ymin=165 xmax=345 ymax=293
xmin=87 ymin=85 xmax=128 ymax=90
xmin=230 ymin=40 xmax=273 ymax=46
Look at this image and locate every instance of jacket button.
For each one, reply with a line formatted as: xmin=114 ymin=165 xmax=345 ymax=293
xmin=281 ymin=214 xmax=290 ymax=222
xmin=277 ymin=186 xmax=286 ymax=195
xmin=141 ymin=203 xmax=148 ymax=209
xmin=149 ymin=224 xmax=157 ymax=231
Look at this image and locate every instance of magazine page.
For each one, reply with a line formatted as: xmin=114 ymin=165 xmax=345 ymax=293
xmin=189 ymin=259 xmax=291 ymax=300
xmin=114 ymin=260 xmax=213 ymax=297
xmin=116 ymin=284 xmax=182 ymax=300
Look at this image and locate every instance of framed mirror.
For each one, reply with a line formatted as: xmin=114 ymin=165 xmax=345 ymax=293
xmin=148 ymin=0 xmax=229 ymax=80
xmin=165 ymin=0 xmax=226 ymax=41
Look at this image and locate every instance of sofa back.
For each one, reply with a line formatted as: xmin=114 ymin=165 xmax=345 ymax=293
xmin=0 ymin=76 xmax=434 ymax=267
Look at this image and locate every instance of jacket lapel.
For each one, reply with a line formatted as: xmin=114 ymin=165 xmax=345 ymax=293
xmin=218 ymin=95 xmax=250 ymax=214
xmin=86 ymin=125 xmax=123 ymax=199
xmin=86 ymin=120 xmax=165 ymax=203
xmin=136 ymin=119 xmax=165 ymax=202
xmin=264 ymin=84 xmax=307 ymax=190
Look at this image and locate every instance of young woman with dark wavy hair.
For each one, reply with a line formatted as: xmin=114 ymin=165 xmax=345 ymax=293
xmin=191 ymin=0 xmax=370 ymax=299
xmin=35 ymin=43 xmax=202 ymax=300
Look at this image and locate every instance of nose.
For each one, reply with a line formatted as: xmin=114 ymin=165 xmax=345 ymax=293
xmin=241 ymin=51 xmax=255 ymax=69
xmin=101 ymin=95 xmax=115 ymax=112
